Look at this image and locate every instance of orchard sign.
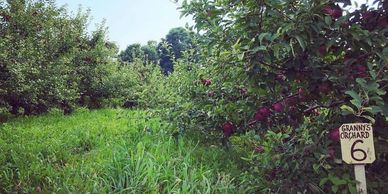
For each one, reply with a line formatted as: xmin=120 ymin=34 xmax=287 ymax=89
xmin=340 ymin=123 xmax=375 ymax=164
xmin=340 ymin=123 xmax=375 ymax=194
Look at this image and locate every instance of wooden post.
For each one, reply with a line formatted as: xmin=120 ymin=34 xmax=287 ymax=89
xmin=354 ymin=164 xmax=367 ymax=194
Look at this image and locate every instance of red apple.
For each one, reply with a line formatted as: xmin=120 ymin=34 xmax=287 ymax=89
xmin=298 ymin=88 xmax=306 ymax=101
xmin=328 ymin=128 xmax=340 ymax=142
xmin=258 ymin=107 xmax=271 ymax=117
xmin=207 ymin=10 xmax=214 ymax=17
xmin=378 ymin=17 xmax=388 ymax=28
xmin=353 ymin=65 xmax=368 ymax=78
xmin=248 ymin=119 xmax=256 ymax=128
xmin=201 ymin=79 xmax=212 ymax=86
xmin=255 ymin=145 xmax=265 ymax=153
xmin=327 ymin=146 xmax=335 ymax=159
xmin=289 ymin=106 xmax=298 ymax=113
xmin=272 ymin=102 xmax=284 ymax=113
xmin=307 ymin=109 xmax=320 ymax=116
xmin=318 ymin=45 xmax=327 ymax=56
xmin=36 ymin=186 xmax=42 ymax=193
xmin=240 ymin=87 xmax=248 ymax=96
xmin=361 ymin=11 xmax=379 ymax=20
xmin=1 ymin=14 xmax=11 ymax=22
xmin=285 ymin=96 xmax=298 ymax=106
xmin=208 ymin=91 xmax=215 ymax=97
xmin=222 ymin=121 xmax=235 ymax=138
xmin=354 ymin=65 xmax=367 ymax=72
xmin=275 ymin=73 xmax=286 ymax=81
xmin=322 ymin=5 xmax=342 ymax=19
xmin=344 ymin=52 xmax=356 ymax=65
xmin=270 ymin=166 xmax=282 ymax=179
xmin=318 ymin=82 xmax=330 ymax=94
xmin=254 ymin=111 xmax=265 ymax=121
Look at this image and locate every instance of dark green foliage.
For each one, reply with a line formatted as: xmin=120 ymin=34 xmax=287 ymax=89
xmin=142 ymin=41 xmax=159 ymax=64
xmin=119 ymin=41 xmax=159 ymax=65
xmin=119 ymin=43 xmax=143 ymax=63
xmin=157 ymin=27 xmax=195 ymax=74
xmin=165 ymin=27 xmax=193 ymax=59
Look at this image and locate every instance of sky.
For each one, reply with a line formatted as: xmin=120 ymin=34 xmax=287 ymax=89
xmin=55 ymin=0 xmax=193 ymax=51
xmin=55 ymin=0 xmax=375 ymax=51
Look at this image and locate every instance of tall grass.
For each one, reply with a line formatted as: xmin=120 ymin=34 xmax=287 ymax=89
xmin=0 ymin=108 xmax=243 ymax=193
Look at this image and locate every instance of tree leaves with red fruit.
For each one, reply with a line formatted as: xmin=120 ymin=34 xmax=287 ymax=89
xmin=180 ymin=0 xmax=388 ymax=192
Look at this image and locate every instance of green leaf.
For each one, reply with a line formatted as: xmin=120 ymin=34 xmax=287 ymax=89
xmin=361 ymin=115 xmax=375 ymax=123
xmin=259 ymin=33 xmax=271 ymax=45
xmin=325 ymin=16 xmax=332 ymax=25
xmin=330 ymin=176 xmax=347 ymax=186
xmin=356 ymin=78 xmax=367 ymax=87
xmin=308 ymin=183 xmax=324 ymax=193
xmin=271 ymin=32 xmax=281 ymax=41
xmin=350 ymin=99 xmax=362 ymax=109
xmin=332 ymin=185 xmax=339 ymax=193
xmin=370 ymin=95 xmax=383 ymax=102
xmin=290 ymin=40 xmax=296 ymax=57
xmin=273 ymin=44 xmax=281 ymax=59
xmin=345 ymin=91 xmax=362 ymax=109
xmin=340 ymin=105 xmax=355 ymax=115
xmin=319 ymin=178 xmax=329 ymax=187
xmin=376 ymin=89 xmax=387 ymax=96
xmin=251 ymin=46 xmax=267 ymax=52
xmin=368 ymin=106 xmax=383 ymax=114
xmin=240 ymin=157 xmax=252 ymax=161
xmin=342 ymin=174 xmax=350 ymax=179
xmin=382 ymin=47 xmax=388 ymax=62
xmin=238 ymin=53 xmax=245 ymax=61
xmin=365 ymin=82 xmax=379 ymax=92
xmin=295 ymin=35 xmax=306 ymax=51
xmin=381 ymin=104 xmax=388 ymax=116
xmin=348 ymin=183 xmax=357 ymax=194
xmin=341 ymin=189 xmax=348 ymax=194
xmin=345 ymin=91 xmax=362 ymax=103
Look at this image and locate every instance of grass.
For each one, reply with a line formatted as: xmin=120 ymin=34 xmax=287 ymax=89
xmin=0 ymin=108 xmax=246 ymax=193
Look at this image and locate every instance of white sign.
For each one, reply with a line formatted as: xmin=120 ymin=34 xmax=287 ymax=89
xmin=340 ymin=123 xmax=375 ymax=194
xmin=339 ymin=123 xmax=375 ymax=164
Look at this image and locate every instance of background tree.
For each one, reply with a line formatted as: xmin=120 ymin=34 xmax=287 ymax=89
xmin=75 ymin=25 xmax=120 ymax=108
xmin=119 ymin=43 xmax=143 ymax=63
xmin=157 ymin=27 xmax=194 ymax=74
xmin=141 ymin=40 xmax=159 ymax=65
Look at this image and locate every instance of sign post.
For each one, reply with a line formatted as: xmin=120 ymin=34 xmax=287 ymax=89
xmin=339 ymin=123 xmax=375 ymax=194
xmin=354 ymin=165 xmax=367 ymax=194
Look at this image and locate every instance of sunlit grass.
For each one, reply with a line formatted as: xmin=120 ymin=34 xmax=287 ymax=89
xmin=0 ymin=108 xmax=244 ymax=193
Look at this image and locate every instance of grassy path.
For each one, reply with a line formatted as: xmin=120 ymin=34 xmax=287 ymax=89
xmin=0 ymin=109 xmax=245 ymax=193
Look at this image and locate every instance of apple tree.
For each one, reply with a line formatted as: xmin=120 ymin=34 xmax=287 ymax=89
xmin=0 ymin=0 xmax=84 ymax=114
xmin=0 ymin=0 xmax=122 ymax=113
xmin=178 ymin=0 xmax=388 ymax=192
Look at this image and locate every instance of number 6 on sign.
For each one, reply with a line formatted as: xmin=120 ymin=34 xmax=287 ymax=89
xmin=351 ymin=140 xmax=367 ymax=162
xmin=339 ymin=123 xmax=375 ymax=164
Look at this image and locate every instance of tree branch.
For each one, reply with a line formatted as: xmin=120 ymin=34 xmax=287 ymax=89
xmin=303 ymin=100 xmax=345 ymax=114
xmin=376 ymin=63 xmax=388 ymax=79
